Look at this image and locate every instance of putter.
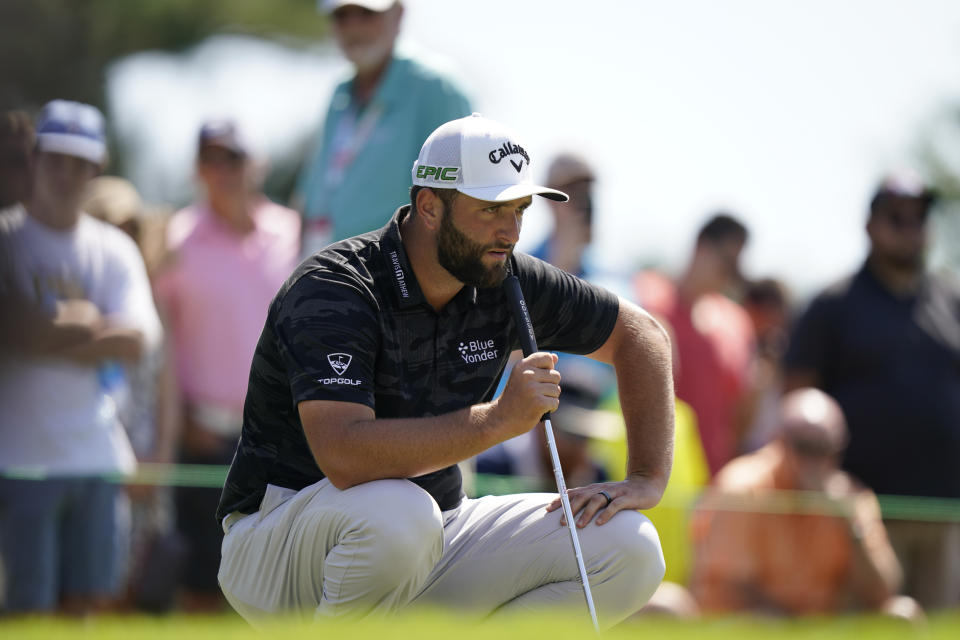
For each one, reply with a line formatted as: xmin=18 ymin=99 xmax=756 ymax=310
xmin=503 ymin=273 xmax=600 ymax=632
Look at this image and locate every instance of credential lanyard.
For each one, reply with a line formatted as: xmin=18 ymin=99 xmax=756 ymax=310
xmin=324 ymin=101 xmax=384 ymax=190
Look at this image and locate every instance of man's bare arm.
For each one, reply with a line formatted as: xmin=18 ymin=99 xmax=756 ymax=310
xmin=299 ymin=352 xmax=561 ymax=489
xmin=57 ymin=326 xmax=144 ymax=364
xmin=548 ymin=297 xmax=675 ymax=525
xmin=1 ymin=298 xmax=97 ymax=355
xmin=2 ymin=297 xmax=144 ymax=363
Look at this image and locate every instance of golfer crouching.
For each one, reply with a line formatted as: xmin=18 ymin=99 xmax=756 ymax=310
xmin=216 ymin=113 xmax=673 ymax=628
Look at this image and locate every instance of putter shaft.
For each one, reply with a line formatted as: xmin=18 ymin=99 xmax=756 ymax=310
xmin=502 ymin=273 xmax=600 ymax=631
xmin=544 ymin=417 xmax=600 ymax=630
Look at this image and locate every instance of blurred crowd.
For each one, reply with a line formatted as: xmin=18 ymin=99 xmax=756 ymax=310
xmin=1 ymin=0 xmax=959 ymax=624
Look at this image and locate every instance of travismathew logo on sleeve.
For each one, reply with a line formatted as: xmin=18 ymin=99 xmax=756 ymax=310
xmin=458 ymin=338 xmax=499 ymax=364
xmin=389 ymin=251 xmax=409 ymax=299
xmin=488 ymin=141 xmax=530 ymax=173
xmin=317 ymin=352 xmax=362 ymax=386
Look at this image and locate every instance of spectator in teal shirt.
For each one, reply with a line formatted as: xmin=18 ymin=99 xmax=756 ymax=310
xmin=295 ymin=0 xmax=472 ymax=255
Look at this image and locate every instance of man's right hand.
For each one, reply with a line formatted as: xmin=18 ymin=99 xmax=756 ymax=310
xmin=493 ymin=352 xmax=561 ymax=436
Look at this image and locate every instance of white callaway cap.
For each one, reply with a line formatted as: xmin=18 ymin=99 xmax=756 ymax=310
xmin=412 ymin=113 xmax=568 ymax=203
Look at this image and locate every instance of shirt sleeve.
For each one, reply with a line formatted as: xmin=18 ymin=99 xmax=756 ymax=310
xmin=513 ymin=252 xmax=620 ymax=355
xmin=274 ymin=270 xmax=380 ymax=409
xmin=102 ymin=228 xmax=163 ymax=350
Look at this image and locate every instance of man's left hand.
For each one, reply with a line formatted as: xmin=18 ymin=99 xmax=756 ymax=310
xmin=545 ymin=474 xmax=665 ymax=527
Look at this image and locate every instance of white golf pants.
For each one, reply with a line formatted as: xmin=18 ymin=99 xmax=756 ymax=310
xmin=218 ymin=478 xmax=665 ymax=629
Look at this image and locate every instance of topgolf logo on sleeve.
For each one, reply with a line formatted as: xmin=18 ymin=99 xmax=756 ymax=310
xmin=317 ymin=352 xmax=362 ymax=386
xmin=327 ymin=353 xmax=352 ymax=375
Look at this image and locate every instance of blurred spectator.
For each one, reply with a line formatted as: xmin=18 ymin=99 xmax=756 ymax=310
xmin=739 ymin=277 xmax=792 ymax=452
xmin=635 ymin=581 xmax=701 ymax=618
xmin=634 ymin=214 xmax=756 ymax=475
xmin=0 ymin=100 xmax=161 ymax=615
xmin=152 ymin=119 xmax=300 ymax=611
xmin=531 ymin=152 xmax=596 ymax=277
xmin=0 ymin=110 xmax=34 ymax=208
xmin=783 ymin=170 xmax=960 ymax=610
xmin=689 ymin=388 xmax=911 ymax=617
xmin=294 ymin=0 xmax=472 ymax=254
xmin=82 ymin=176 xmax=184 ymax=612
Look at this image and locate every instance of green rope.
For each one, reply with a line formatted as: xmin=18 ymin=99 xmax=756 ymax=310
xmin=3 ymin=464 xmax=960 ymax=522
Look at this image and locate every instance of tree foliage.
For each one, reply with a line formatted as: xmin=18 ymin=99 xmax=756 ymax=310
xmin=0 ymin=0 xmax=329 ymax=111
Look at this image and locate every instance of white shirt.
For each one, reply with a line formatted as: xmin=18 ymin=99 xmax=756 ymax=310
xmin=0 ymin=205 xmax=161 ymax=476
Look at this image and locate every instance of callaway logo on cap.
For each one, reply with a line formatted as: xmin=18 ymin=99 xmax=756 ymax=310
xmin=411 ymin=113 xmax=568 ymax=203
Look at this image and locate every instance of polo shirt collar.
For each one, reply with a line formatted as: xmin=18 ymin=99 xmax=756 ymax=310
xmin=379 ymin=205 xmax=426 ymax=309
xmin=378 ymin=205 xmax=479 ymax=311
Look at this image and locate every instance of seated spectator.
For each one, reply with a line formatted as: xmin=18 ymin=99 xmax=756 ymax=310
xmin=689 ymin=388 xmax=916 ymax=618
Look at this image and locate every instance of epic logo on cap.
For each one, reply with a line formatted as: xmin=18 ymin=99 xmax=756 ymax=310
xmin=415 ymin=165 xmax=459 ymax=182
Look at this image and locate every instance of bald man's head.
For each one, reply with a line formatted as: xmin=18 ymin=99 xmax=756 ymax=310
xmin=778 ymin=388 xmax=848 ymax=459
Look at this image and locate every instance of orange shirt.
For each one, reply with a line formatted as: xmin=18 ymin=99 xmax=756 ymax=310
xmin=689 ymin=445 xmax=898 ymax=615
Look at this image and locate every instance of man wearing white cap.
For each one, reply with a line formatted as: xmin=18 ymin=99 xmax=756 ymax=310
xmin=0 ymin=100 xmax=161 ymax=614
xmin=294 ymin=0 xmax=472 ymax=254
xmin=217 ymin=114 xmax=673 ymax=628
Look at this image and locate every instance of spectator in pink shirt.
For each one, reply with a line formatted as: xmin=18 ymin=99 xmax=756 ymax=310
xmin=153 ymin=120 xmax=300 ymax=611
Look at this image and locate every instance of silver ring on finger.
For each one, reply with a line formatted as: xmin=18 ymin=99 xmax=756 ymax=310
xmin=598 ymin=490 xmax=613 ymax=508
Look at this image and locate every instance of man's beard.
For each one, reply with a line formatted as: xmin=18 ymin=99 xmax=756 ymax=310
xmin=887 ymin=251 xmax=925 ymax=272
xmin=437 ymin=210 xmax=512 ymax=288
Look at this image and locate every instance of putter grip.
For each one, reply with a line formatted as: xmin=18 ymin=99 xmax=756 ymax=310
xmin=503 ymin=275 xmax=538 ymax=356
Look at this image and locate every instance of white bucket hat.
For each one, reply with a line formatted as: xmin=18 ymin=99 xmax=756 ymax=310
xmin=412 ymin=113 xmax=568 ymax=203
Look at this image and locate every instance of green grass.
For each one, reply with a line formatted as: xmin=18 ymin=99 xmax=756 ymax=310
xmin=2 ymin=610 xmax=959 ymax=640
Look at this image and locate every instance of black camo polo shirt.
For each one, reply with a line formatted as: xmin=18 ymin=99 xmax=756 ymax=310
xmin=216 ymin=206 xmax=619 ymax=520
